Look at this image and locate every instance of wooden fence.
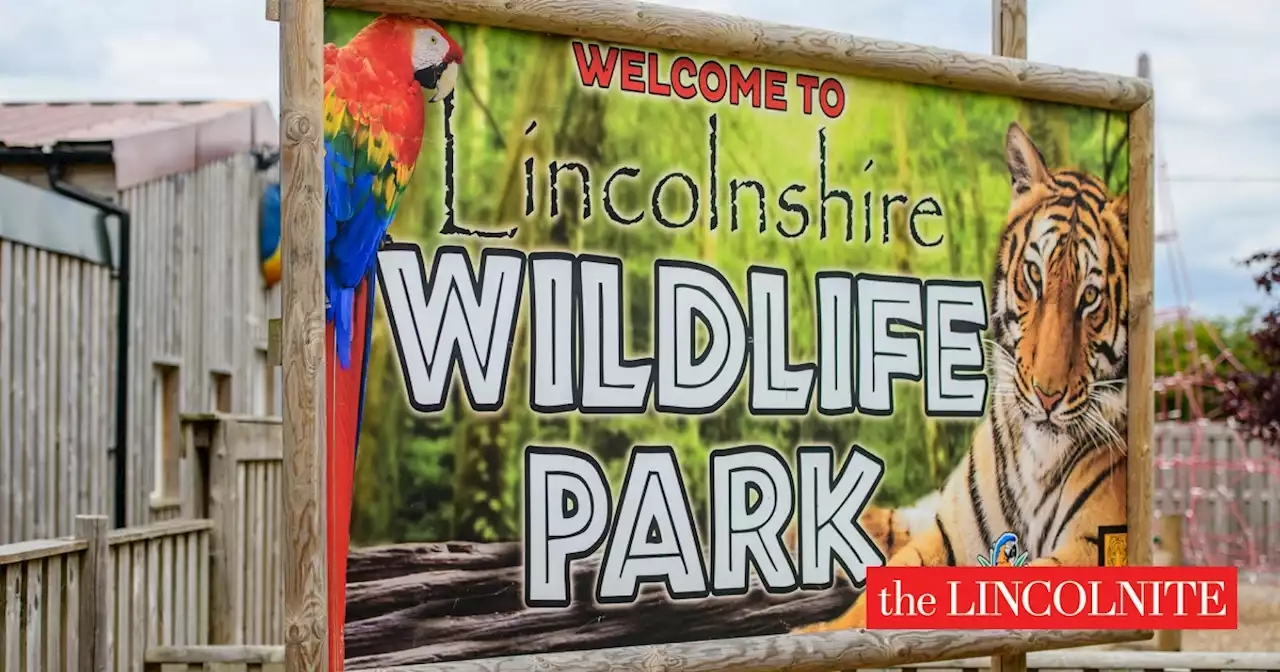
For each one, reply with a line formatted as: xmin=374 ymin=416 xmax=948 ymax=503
xmin=107 ymin=520 xmax=210 ymax=672
xmin=0 ymin=516 xmax=207 ymax=672
xmin=1152 ymin=422 xmax=1280 ymax=575
xmin=0 ymin=415 xmax=285 ymax=671
xmin=188 ymin=414 xmax=284 ymax=647
xmin=0 ymin=238 xmax=115 ymax=545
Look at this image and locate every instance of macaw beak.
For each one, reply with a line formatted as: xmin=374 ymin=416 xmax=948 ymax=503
xmin=417 ymin=47 xmax=462 ymax=103
xmin=428 ymin=61 xmax=459 ymax=103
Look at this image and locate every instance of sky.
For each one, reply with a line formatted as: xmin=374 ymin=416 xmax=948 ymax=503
xmin=1 ymin=0 xmax=1277 ymax=319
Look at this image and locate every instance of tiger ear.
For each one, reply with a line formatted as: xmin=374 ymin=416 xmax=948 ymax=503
xmin=1005 ymin=122 xmax=1050 ymax=195
xmin=1110 ymin=193 xmax=1130 ymax=234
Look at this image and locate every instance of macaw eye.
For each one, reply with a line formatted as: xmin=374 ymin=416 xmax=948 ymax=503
xmin=430 ymin=35 xmax=438 ymax=44
xmin=1082 ymin=285 xmax=1100 ymax=306
xmin=1024 ymin=260 xmax=1042 ymax=290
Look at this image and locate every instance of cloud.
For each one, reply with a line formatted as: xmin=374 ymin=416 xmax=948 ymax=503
xmin=0 ymin=0 xmax=278 ymax=107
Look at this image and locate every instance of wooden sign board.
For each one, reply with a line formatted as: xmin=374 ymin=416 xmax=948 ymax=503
xmin=276 ymin=0 xmax=1154 ymax=669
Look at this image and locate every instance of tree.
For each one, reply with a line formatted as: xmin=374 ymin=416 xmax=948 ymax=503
xmin=1221 ymin=249 xmax=1280 ymax=449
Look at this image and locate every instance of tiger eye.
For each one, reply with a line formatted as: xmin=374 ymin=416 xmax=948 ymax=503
xmin=1082 ymin=286 xmax=1100 ymax=306
xmin=1024 ymin=260 xmax=1042 ymax=287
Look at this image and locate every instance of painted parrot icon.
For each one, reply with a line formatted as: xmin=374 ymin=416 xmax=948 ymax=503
xmin=321 ymin=14 xmax=462 ymax=672
xmin=978 ymin=531 xmax=1030 ymax=567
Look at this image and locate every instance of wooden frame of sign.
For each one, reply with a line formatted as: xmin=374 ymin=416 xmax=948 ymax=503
xmin=274 ymin=0 xmax=1155 ymax=669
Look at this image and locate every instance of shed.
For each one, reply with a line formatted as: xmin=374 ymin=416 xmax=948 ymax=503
xmin=0 ymin=100 xmax=282 ymax=543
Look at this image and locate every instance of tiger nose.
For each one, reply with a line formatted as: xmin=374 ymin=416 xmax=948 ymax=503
xmin=1034 ymin=383 xmax=1064 ymax=411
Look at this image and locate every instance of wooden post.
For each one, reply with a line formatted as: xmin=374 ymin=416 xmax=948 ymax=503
xmin=204 ymin=418 xmax=243 ymax=645
xmin=992 ymin=0 xmax=1027 ymax=59
xmin=1128 ymin=53 xmax=1156 ymax=571
xmin=76 ymin=515 xmax=109 ymax=672
xmin=279 ymin=0 xmax=329 ymax=669
xmin=992 ymin=7 xmax=1028 ymax=672
xmin=1156 ymin=513 xmax=1184 ymax=651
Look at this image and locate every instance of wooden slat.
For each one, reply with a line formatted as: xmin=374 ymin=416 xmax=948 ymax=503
xmin=115 ymin=540 xmax=131 ymax=672
xmin=185 ymin=534 xmax=198 ymax=646
xmin=82 ymin=268 xmax=98 ymax=530
xmin=108 ymin=520 xmax=214 ymax=547
xmin=249 ymin=463 xmax=264 ymax=644
xmin=174 ymin=534 xmax=187 ymax=646
xmin=0 ymin=241 xmax=11 ymax=544
xmin=149 ymin=539 xmax=162 ymax=652
xmin=60 ymin=259 xmax=75 ymax=534
xmin=33 ymin=250 xmax=47 ymax=540
xmin=26 ymin=558 xmax=44 ymax=672
xmin=44 ymin=254 xmax=60 ymax=536
xmin=0 ymin=539 xmax=88 ymax=565
xmin=4 ymin=564 xmax=20 ymax=672
xmin=133 ymin=542 xmax=147 ymax=671
xmin=13 ymin=246 xmax=27 ymax=540
xmin=46 ymin=555 xmax=63 ymax=672
xmin=162 ymin=535 xmax=175 ymax=645
xmin=66 ymin=549 xmax=81 ymax=672
xmin=197 ymin=532 xmax=209 ymax=646
xmin=145 ymin=645 xmax=286 ymax=664
xmin=86 ymin=268 xmax=101 ymax=527
xmin=265 ymin=464 xmax=279 ymax=643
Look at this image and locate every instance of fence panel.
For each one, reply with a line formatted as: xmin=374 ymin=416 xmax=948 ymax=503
xmin=106 ymin=520 xmax=211 ymax=672
xmin=0 ymin=537 xmax=87 ymax=672
xmin=197 ymin=414 xmax=283 ymax=647
xmin=1152 ymin=421 xmax=1280 ymax=578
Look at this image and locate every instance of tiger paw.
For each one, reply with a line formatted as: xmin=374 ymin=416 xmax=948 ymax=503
xmin=791 ymin=621 xmax=831 ymax=635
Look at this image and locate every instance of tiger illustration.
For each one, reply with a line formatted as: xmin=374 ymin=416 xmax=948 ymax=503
xmin=795 ymin=121 xmax=1130 ymax=632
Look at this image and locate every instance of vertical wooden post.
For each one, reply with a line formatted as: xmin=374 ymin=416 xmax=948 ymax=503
xmin=205 ymin=419 xmax=243 ymax=645
xmin=992 ymin=0 xmax=1027 ymax=59
xmin=1156 ymin=513 xmax=1184 ymax=651
xmin=1128 ymin=55 xmax=1156 ymax=571
xmin=991 ymin=6 xmax=1028 ymax=671
xmin=76 ymin=514 xmax=109 ymax=672
xmin=279 ymin=0 xmax=329 ymax=669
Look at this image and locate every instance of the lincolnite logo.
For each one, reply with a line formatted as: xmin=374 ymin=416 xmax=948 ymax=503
xmin=977 ymin=531 xmax=1030 ymax=567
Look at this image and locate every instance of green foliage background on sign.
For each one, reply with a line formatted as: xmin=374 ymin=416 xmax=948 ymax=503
xmin=323 ymin=9 xmax=1130 ymax=546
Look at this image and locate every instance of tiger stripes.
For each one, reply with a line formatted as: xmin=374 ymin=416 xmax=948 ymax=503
xmin=795 ymin=122 xmax=1130 ymax=633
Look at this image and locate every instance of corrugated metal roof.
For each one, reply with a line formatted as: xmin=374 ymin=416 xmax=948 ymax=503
xmin=0 ymin=100 xmax=278 ymax=190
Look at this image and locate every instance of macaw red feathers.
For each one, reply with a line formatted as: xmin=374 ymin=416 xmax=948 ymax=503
xmin=324 ymin=15 xmax=461 ymax=162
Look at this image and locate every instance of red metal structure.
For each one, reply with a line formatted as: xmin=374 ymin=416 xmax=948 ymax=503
xmin=1152 ymin=154 xmax=1280 ymax=581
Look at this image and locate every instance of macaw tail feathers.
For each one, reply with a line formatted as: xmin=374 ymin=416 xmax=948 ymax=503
xmin=325 ymin=268 xmax=376 ymax=671
xmin=327 ymin=278 xmax=357 ymax=369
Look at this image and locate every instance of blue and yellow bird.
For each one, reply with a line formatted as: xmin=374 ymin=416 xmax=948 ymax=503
xmin=259 ymin=182 xmax=282 ymax=289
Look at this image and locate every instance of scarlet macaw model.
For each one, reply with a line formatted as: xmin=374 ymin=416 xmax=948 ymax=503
xmin=322 ymin=14 xmax=461 ymax=669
